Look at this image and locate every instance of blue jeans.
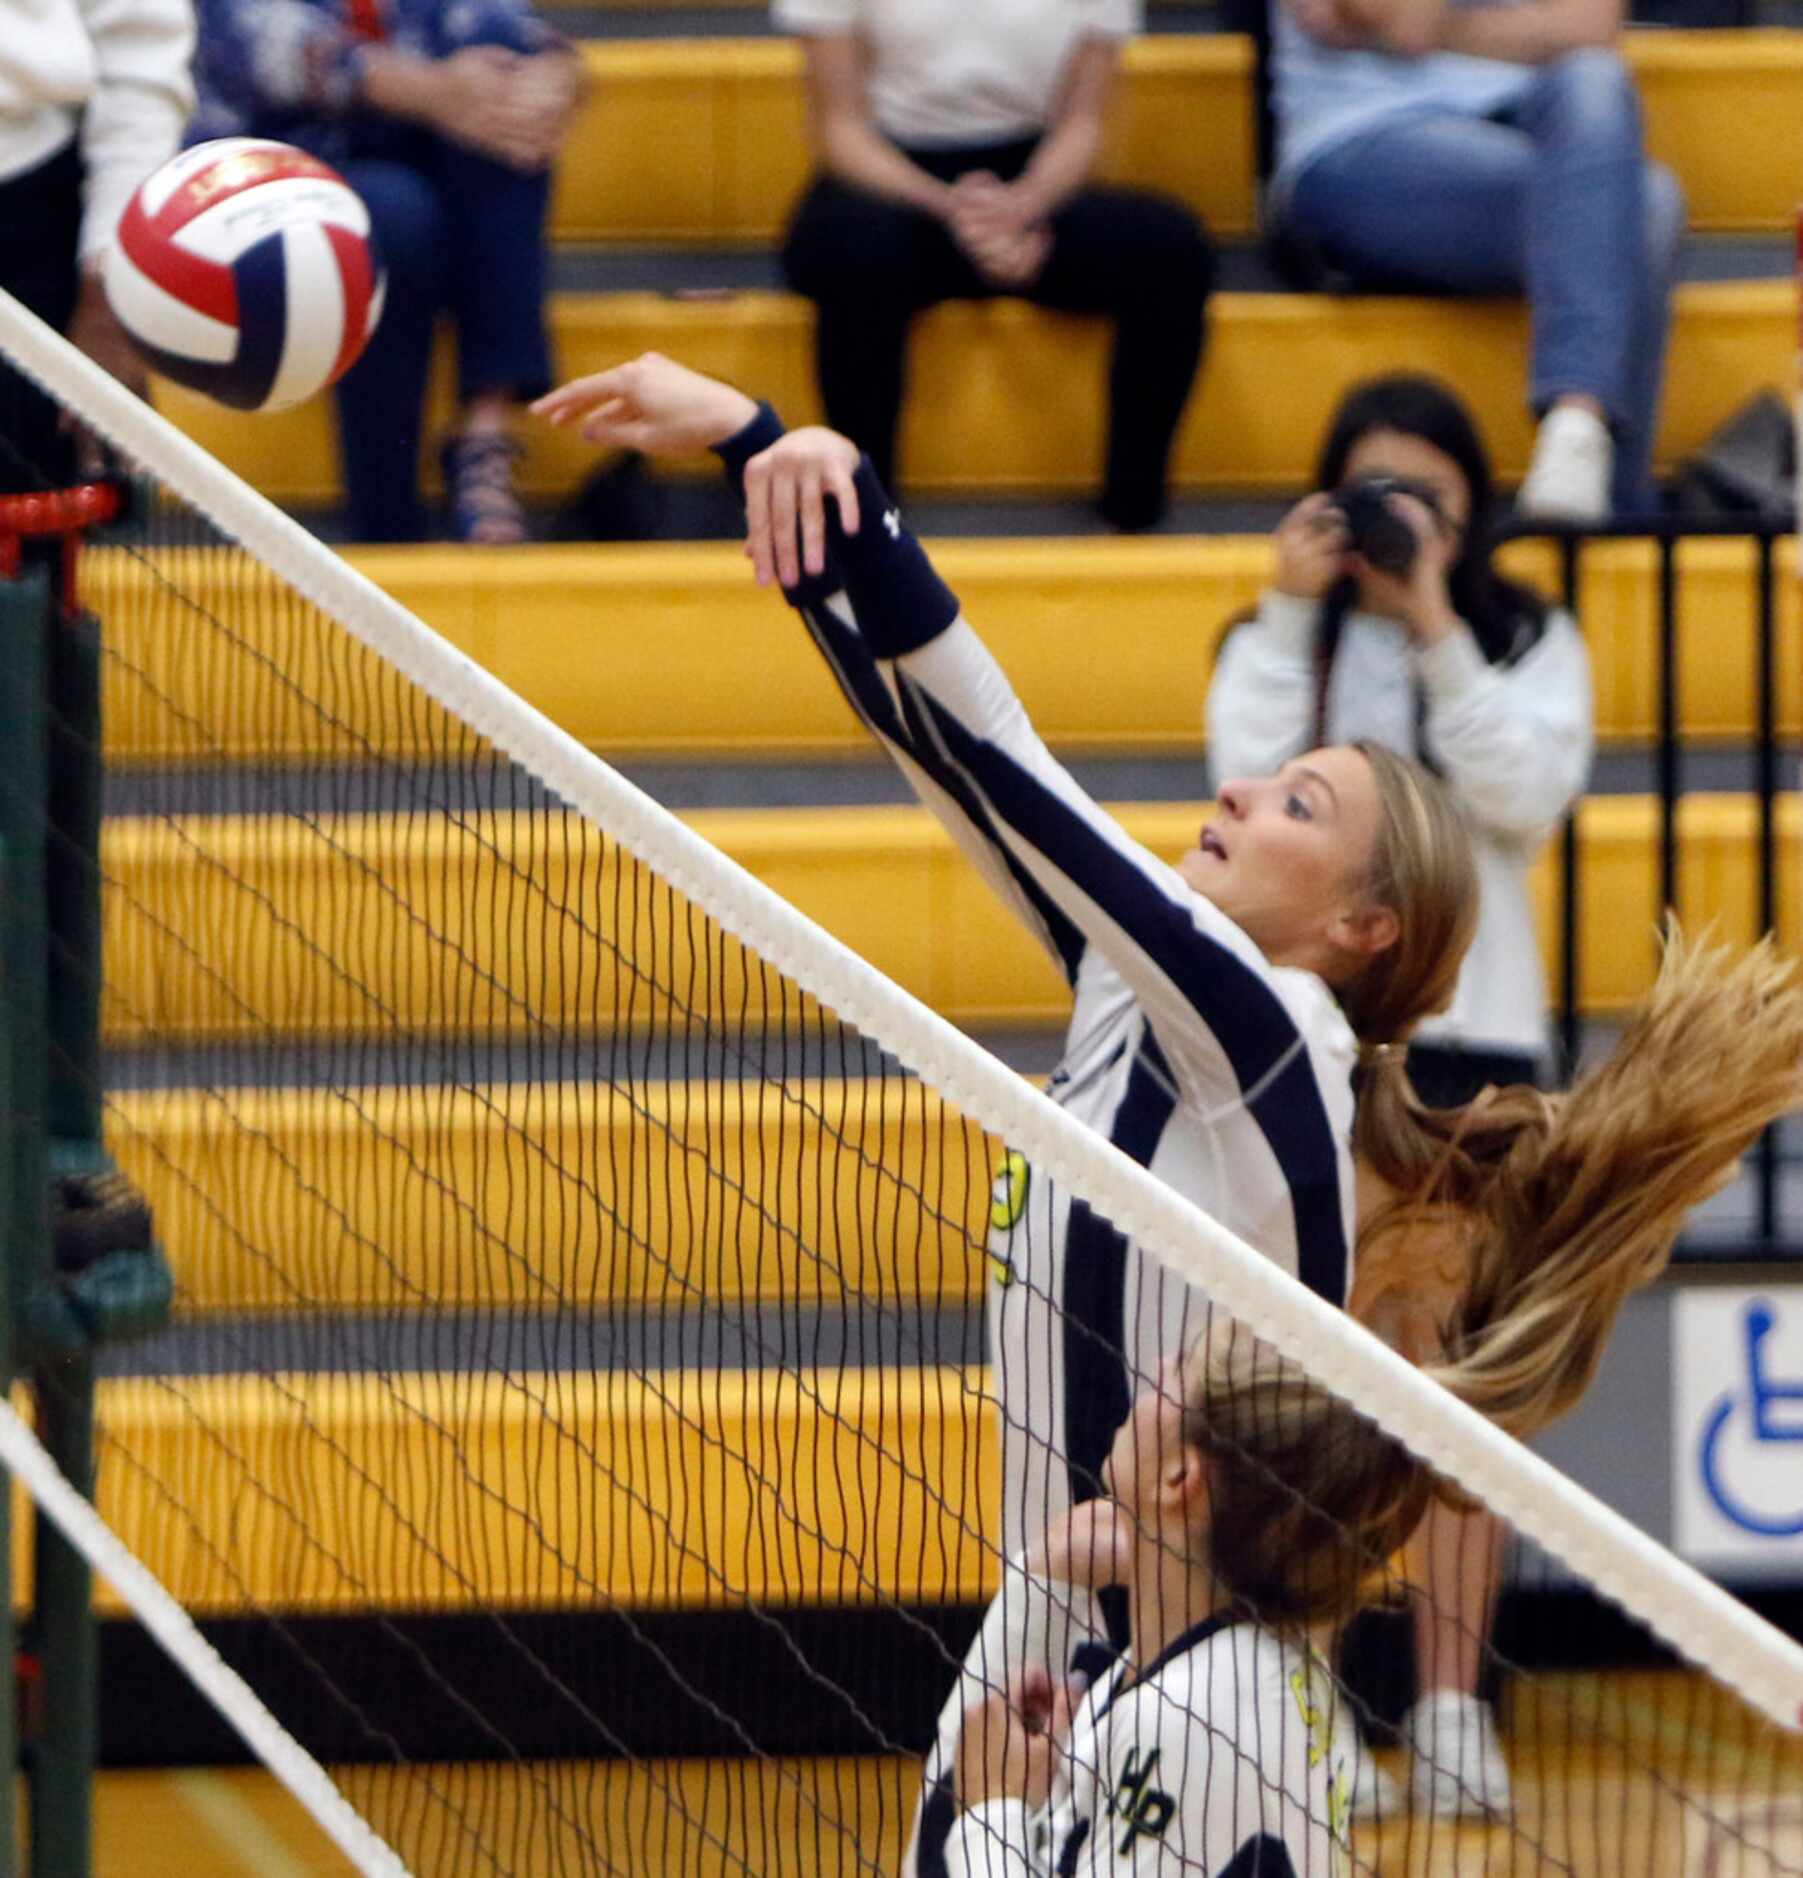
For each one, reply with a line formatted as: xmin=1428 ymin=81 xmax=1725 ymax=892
xmin=1281 ymin=49 xmax=1685 ymax=513
xmin=333 ymin=141 xmax=553 ymax=542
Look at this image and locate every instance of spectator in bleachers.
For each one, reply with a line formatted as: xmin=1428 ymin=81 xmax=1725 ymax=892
xmin=0 ymin=0 xmax=194 ymax=492
xmin=1205 ymin=371 xmax=1593 ymax=1819
xmin=190 ymin=0 xmax=586 ymax=543
xmin=773 ymin=0 xmax=1214 ymax=532
xmin=1265 ymin=0 xmax=1684 ymax=520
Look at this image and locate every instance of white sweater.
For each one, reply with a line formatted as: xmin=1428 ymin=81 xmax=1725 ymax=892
xmin=1206 ymin=588 xmax=1594 ymax=1061
xmin=0 ymin=0 xmax=194 ymax=259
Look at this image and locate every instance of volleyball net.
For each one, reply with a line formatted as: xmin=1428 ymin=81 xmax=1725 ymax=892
xmin=0 ymin=286 xmax=1796 ymax=1878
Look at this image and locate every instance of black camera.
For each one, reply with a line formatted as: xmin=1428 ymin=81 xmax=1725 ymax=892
xmin=1330 ymin=475 xmax=1445 ymax=578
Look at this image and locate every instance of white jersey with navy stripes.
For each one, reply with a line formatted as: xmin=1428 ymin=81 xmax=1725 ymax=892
xmin=712 ymin=408 xmax=1362 ymax=1558
xmin=709 ymin=413 xmax=1363 ymax=1878
xmin=946 ymin=1615 xmax=1354 ymax=1877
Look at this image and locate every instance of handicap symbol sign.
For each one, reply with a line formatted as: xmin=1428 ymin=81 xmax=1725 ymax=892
xmin=1698 ymin=1297 xmax=1803 ymax=1538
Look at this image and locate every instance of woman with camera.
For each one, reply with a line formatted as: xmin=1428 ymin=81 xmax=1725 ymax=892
xmin=1205 ymin=371 xmax=1592 ymax=1820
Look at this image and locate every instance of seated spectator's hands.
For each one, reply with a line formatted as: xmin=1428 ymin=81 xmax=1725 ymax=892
xmin=949 ymin=173 xmax=1052 ymax=289
xmin=503 ymin=50 xmax=590 ymax=168
xmin=954 ymin=1668 xmax=1079 ymax=1813
xmin=1293 ymin=0 xmax=1451 ymax=55
xmin=1284 ymin=0 xmax=1374 ymax=50
xmin=1272 ymin=492 xmax=1353 ymax=600
xmin=534 ymin=352 xmax=759 ymax=454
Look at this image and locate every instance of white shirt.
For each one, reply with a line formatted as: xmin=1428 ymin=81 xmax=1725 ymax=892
xmin=0 ymin=0 xmax=195 ymax=259
xmin=1207 ymin=590 xmax=1594 ymax=1060
xmin=946 ymin=1618 xmax=1354 ymax=1876
xmin=771 ymin=0 xmax=1141 ymax=147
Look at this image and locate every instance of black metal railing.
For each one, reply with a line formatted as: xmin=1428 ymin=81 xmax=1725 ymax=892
xmin=1499 ymin=514 xmax=1796 ymax=1259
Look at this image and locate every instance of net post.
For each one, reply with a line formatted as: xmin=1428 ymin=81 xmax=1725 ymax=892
xmin=27 ymin=1352 xmax=92 ymax=1878
xmin=0 ymin=562 xmax=55 ymax=1878
xmin=0 ymin=488 xmax=137 ymax=1878
xmin=28 ymin=530 xmax=109 ymax=1878
xmin=0 ymin=801 xmax=17 ymax=1878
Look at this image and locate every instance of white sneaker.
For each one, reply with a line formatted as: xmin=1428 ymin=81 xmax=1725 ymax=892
xmin=1517 ymin=405 xmax=1613 ymax=523
xmin=1403 ymin=1690 xmax=1513 ymax=1818
xmin=1348 ymin=1741 xmax=1405 ymax=1820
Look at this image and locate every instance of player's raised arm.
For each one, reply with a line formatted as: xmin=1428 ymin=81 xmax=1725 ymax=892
xmin=726 ymin=419 xmax=1372 ymax=1127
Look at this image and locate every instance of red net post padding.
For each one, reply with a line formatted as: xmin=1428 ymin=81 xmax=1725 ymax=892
xmin=0 ymin=483 xmax=124 ymax=612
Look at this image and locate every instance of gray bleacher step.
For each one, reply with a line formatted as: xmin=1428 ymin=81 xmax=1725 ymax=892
xmin=99 ymin=745 xmax=1803 ymax=830
xmin=547 ymin=233 xmax=1801 ymax=298
xmin=102 ymin=1021 xmax=1059 ymax=1092
xmin=98 ymin=1297 xmax=986 ymax=1380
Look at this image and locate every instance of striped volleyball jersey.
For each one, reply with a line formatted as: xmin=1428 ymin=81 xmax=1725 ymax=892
xmin=947 ymin=1614 xmax=1354 ymax=1877
xmin=715 ymin=411 xmax=1360 ymax=1561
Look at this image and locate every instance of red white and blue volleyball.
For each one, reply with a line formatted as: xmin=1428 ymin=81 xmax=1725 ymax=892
xmin=105 ymin=138 xmax=383 ymax=414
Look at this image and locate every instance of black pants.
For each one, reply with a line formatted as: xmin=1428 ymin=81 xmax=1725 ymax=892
xmin=0 ymin=140 xmax=83 ymax=494
xmin=781 ymin=139 xmax=1214 ymax=530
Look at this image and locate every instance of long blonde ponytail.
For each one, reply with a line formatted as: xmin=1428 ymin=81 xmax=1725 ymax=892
xmin=1363 ymin=923 xmax=1803 ymax=1440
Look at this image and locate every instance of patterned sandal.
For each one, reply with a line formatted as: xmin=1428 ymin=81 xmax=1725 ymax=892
xmin=441 ymin=428 xmax=529 ymax=545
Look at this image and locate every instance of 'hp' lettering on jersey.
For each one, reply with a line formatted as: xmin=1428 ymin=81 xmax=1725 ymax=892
xmin=1111 ymin=1746 xmax=1177 ymax=1852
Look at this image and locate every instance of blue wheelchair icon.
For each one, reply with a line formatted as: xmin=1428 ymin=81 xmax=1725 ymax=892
xmin=1698 ymin=1299 xmax=1803 ymax=1537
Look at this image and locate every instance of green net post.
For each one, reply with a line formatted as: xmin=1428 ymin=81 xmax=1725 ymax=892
xmin=0 ymin=502 xmax=171 ymax=1878
xmin=27 ymin=1347 xmax=91 ymax=1878
xmin=0 ymin=830 xmax=16 ymax=1878
xmin=0 ymin=564 xmax=54 ymax=1878
xmin=28 ymin=575 xmax=107 ymax=1878
xmin=44 ymin=605 xmax=103 ymax=1151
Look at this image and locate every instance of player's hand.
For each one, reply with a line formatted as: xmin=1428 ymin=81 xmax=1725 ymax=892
xmin=1272 ymin=491 xmax=1352 ymax=600
xmin=1027 ymin=1499 xmax=1134 ymax=1590
xmin=954 ymin=1668 xmax=1078 ymax=1812
xmin=533 ymin=353 xmax=759 ymax=455
xmin=742 ymin=426 xmax=863 ymax=590
xmin=1350 ymin=487 xmax=1459 ymax=644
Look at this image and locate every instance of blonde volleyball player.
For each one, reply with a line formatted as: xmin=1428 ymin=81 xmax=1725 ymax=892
xmin=944 ymin=1339 xmax=1432 ymax=1875
xmin=537 ymin=356 xmax=1803 ymax=1851
xmin=538 ymin=351 xmax=1477 ymax=1509
xmin=537 ymin=355 xmax=1480 ymax=1870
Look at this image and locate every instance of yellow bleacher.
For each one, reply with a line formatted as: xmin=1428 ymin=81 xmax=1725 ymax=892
xmin=79 ymin=1365 xmax=996 ymax=1616
xmin=108 ymin=1079 xmax=991 ymax=1314
xmin=151 ymin=276 xmax=1796 ymax=501
xmin=94 ymin=795 xmax=1800 ymax=1044
xmin=88 ymin=537 xmax=1803 ymax=759
xmin=548 ymin=31 xmax=1803 ymax=244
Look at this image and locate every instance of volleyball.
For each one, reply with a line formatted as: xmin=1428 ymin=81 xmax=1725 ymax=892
xmin=104 ymin=138 xmax=384 ymax=414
